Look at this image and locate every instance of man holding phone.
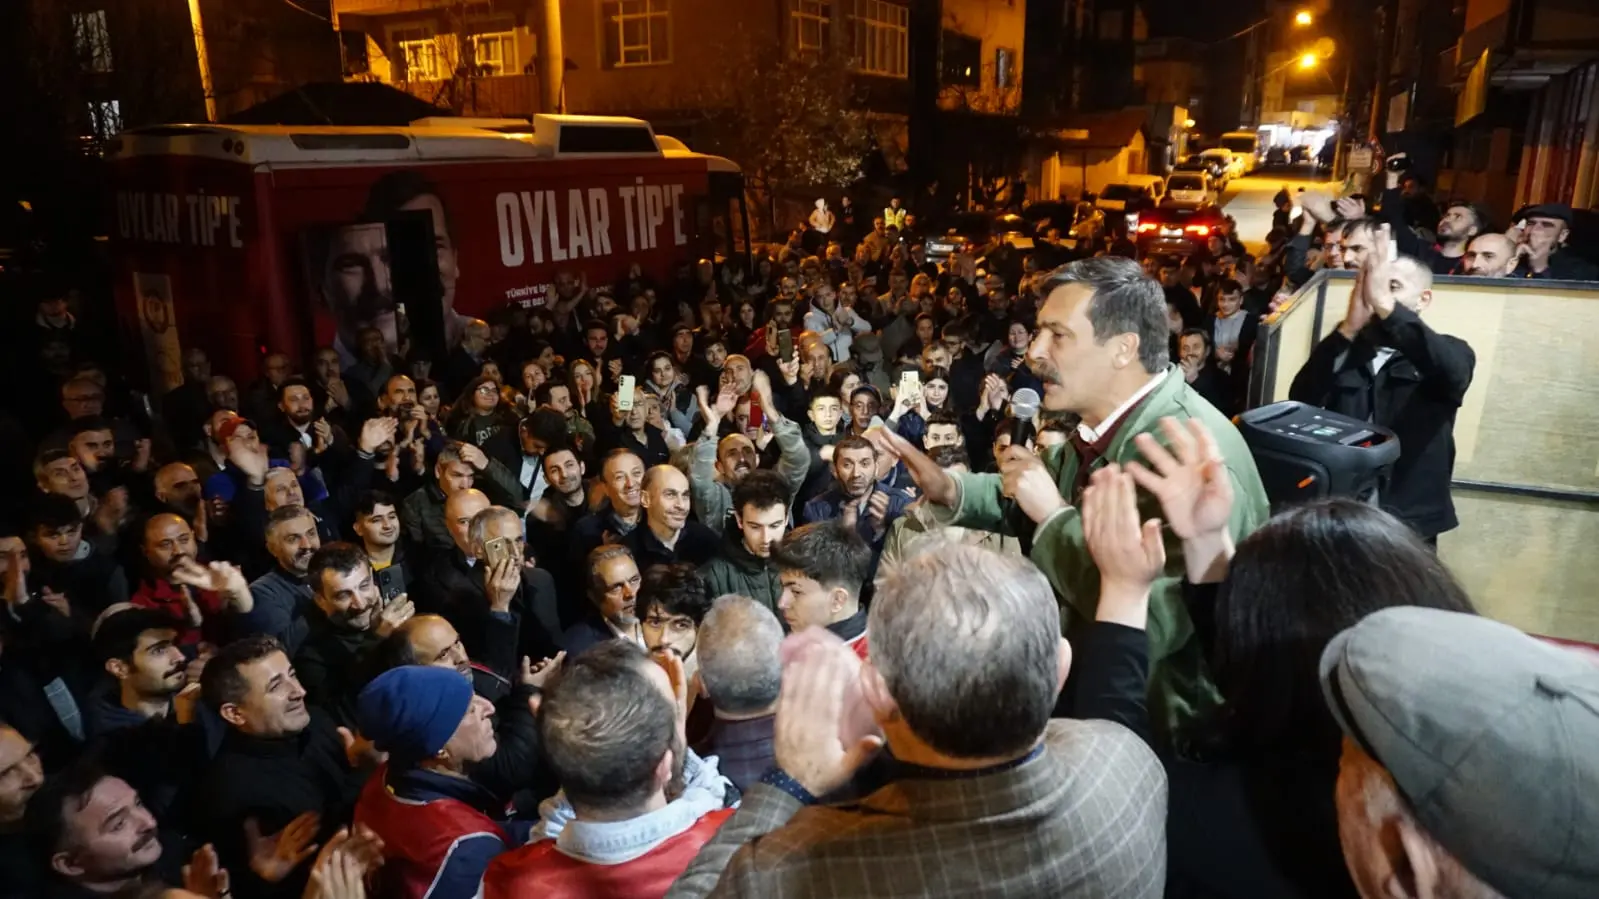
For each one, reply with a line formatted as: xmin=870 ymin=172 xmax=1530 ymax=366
xmin=1290 ymin=245 xmax=1475 ymax=545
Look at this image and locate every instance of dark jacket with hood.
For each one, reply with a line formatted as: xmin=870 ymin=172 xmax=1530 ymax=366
xmin=698 ymin=532 xmax=783 ymax=617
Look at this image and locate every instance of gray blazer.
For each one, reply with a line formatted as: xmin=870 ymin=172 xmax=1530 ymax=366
xmin=667 ymin=717 xmax=1168 ymax=898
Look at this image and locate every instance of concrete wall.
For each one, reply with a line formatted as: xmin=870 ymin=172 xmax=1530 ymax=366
xmin=938 ymin=0 xmax=1026 ymax=114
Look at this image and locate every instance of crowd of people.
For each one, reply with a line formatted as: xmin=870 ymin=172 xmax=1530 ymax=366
xmin=0 ymin=163 xmax=1595 ymax=899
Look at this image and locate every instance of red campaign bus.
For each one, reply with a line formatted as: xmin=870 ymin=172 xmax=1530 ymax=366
xmin=106 ymin=114 xmax=749 ymax=393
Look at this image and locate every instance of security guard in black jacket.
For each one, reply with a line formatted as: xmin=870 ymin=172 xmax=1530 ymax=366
xmin=1290 ymin=248 xmax=1475 ymax=542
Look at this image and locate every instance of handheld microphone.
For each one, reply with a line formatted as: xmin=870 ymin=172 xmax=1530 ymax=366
xmin=1007 ymin=387 xmax=1041 ymax=450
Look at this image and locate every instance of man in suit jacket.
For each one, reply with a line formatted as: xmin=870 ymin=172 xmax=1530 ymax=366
xmin=667 ymin=543 xmax=1167 ymax=898
xmin=1290 ymin=255 xmax=1474 ymax=542
xmin=868 ymin=258 xmax=1270 ymax=744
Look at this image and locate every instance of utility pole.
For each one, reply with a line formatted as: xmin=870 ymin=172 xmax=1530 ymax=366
xmin=536 ymin=0 xmax=565 ymax=114
xmin=186 ymin=0 xmax=217 ymax=122
xmin=1367 ymin=0 xmax=1397 ymax=139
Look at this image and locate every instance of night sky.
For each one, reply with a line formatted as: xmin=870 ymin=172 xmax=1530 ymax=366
xmin=1143 ymin=0 xmax=1269 ymax=41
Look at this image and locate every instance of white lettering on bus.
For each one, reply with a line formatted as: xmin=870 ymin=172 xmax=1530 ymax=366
xmin=116 ymin=191 xmax=242 ymax=248
xmin=495 ymin=182 xmax=683 ymax=269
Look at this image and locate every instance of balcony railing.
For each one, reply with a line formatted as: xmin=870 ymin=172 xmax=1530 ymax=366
xmin=392 ymin=72 xmax=540 ymax=118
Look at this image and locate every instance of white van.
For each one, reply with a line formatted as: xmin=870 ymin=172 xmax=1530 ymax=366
xmin=1219 ymin=131 xmax=1261 ymax=174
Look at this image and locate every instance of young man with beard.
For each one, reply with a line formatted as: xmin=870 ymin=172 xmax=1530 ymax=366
xmin=294 ymin=542 xmax=416 ymax=728
xmin=562 ymin=544 xmax=644 ymax=656
xmin=352 ymin=490 xmax=410 ymax=603
xmin=525 ymin=447 xmax=587 ymax=598
xmin=625 ymin=465 xmax=720 ymax=569
xmin=481 ymin=642 xmax=735 ymax=899
xmin=242 ymin=505 xmax=323 ymax=655
xmin=699 ymin=470 xmax=789 ymax=615
xmin=197 ymin=635 xmax=377 ymax=899
xmin=799 ymin=436 xmax=912 ymax=558
xmin=690 ymin=370 xmax=810 ymax=535
xmin=130 ymin=513 xmax=254 ymax=648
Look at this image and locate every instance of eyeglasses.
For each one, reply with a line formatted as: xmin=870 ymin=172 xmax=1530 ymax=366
xmin=476 ymin=384 xmax=499 ymax=395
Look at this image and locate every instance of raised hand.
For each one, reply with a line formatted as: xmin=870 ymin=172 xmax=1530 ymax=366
xmin=311 ymin=419 xmax=334 ymax=455
xmin=484 ymin=559 xmax=520 ymax=614
xmin=1124 ymin=417 xmax=1234 ymax=584
xmin=182 ymin=843 xmax=230 ymax=899
xmin=863 ymin=427 xmax=956 ymax=507
xmin=245 ymin=812 xmax=320 ymax=884
xmin=457 ymin=443 xmax=488 ymax=471
xmin=228 ymin=437 xmax=269 ymax=485
xmin=519 ymin=651 xmax=565 ymax=689
xmin=358 ymin=417 xmax=397 ymax=455
xmin=865 ymin=490 xmax=891 ymax=540
xmin=1333 ymin=196 xmax=1367 ymax=220
xmin=773 ymin=640 xmax=884 ymax=797
xmin=376 ymin=594 xmax=414 ymax=638
xmin=1082 ymin=465 xmax=1165 ymax=628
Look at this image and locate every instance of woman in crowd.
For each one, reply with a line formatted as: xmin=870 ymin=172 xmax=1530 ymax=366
xmin=1075 ymin=417 xmax=1476 ymax=899
xmin=444 ymin=375 xmax=520 ymax=446
xmin=884 ymin=365 xmax=955 ymax=450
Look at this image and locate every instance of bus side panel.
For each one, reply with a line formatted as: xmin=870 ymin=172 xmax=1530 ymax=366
xmin=109 ymin=155 xmax=265 ymax=392
xmin=263 ymin=157 xmax=715 ymax=362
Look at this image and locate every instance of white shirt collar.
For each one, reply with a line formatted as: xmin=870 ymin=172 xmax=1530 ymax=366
xmin=1077 ymin=369 xmax=1168 ymax=445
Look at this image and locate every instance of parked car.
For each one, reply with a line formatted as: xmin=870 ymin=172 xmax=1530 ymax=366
xmin=1096 ymin=175 xmax=1166 ymax=230
xmin=1163 ymin=172 xmax=1215 ymax=207
xmin=1175 ymin=156 xmax=1227 ymax=189
xmin=1020 ymin=200 xmax=1103 ymax=249
xmin=1199 ymin=148 xmax=1241 ymax=180
xmin=1264 ymin=146 xmax=1290 ymax=167
xmin=925 ymin=212 xmax=1035 ymax=261
xmin=1133 ymin=203 xmax=1226 ymax=258
xmin=1290 ymin=144 xmax=1312 ymax=163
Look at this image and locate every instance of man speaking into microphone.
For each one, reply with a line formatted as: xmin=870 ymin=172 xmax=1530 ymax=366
xmin=867 ymin=256 xmax=1269 ymax=743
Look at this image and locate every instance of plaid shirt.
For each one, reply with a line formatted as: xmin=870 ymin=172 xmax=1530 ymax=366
xmin=667 ymin=718 xmax=1167 ymax=898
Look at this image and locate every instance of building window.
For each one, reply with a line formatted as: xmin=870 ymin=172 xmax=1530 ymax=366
xmin=72 ymin=10 xmax=113 ymax=73
xmin=470 ymin=31 xmax=516 ymax=76
xmin=87 ymin=100 xmax=122 ymax=140
xmin=602 ymin=0 xmax=671 ymax=68
xmin=850 ymin=0 xmax=908 ymax=78
xmin=392 ymin=26 xmax=441 ymax=81
xmin=943 ymin=31 xmax=981 ymax=88
xmin=996 ymin=47 xmax=1014 ymax=89
xmin=792 ymin=0 xmax=831 ymax=53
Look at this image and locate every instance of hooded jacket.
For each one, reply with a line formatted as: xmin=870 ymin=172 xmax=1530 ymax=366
xmin=697 ymin=531 xmax=783 ymax=616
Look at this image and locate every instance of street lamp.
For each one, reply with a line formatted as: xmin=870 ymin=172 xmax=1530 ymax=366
xmin=1295 ymin=10 xmax=1314 ymax=26
xmin=1299 ymin=52 xmax=1319 ymax=70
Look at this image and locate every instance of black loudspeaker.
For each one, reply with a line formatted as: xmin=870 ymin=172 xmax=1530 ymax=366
xmin=1237 ymin=401 xmax=1401 ymax=509
xmin=385 ymin=209 xmax=447 ymax=367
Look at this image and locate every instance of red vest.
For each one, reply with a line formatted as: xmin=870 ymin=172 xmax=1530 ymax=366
xmin=482 ymin=808 xmax=734 ymax=899
xmin=352 ymin=765 xmax=508 ymax=899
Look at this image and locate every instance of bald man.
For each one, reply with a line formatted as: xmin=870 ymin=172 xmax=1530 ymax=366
xmin=373 ymin=615 xmax=559 ymax=806
xmin=1461 ymin=233 xmax=1519 ymax=278
xmin=152 ymin=462 xmax=202 ymax=521
xmin=624 ymin=464 xmax=721 ymax=568
xmin=1290 ymin=253 xmax=1475 ymax=542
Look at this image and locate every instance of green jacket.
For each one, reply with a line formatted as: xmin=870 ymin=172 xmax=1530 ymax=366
xmin=698 ymin=534 xmax=784 ymax=617
xmin=938 ymin=367 xmax=1269 ymax=741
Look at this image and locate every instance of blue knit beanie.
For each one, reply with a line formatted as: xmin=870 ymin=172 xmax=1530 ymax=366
xmin=356 ymin=666 xmax=474 ymax=765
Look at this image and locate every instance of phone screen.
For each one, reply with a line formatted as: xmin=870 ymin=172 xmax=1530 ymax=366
xmin=899 ymin=370 xmax=921 ymax=402
xmin=617 ymin=375 xmax=636 ymax=410
xmin=777 ymin=328 xmax=794 ymax=361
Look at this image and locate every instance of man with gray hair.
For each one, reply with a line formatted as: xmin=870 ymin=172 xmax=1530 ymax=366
xmin=670 ymin=542 xmax=1167 ymax=898
xmin=867 ymin=256 xmax=1269 ymax=741
xmin=692 ymin=595 xmax=784 ymax=792
xmin=1321 ymin=606 xmax=1599 ymax=898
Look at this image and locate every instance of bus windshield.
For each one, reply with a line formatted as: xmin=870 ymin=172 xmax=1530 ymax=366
xmin=1221 ymin=135 xmax=1258 ymax=153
